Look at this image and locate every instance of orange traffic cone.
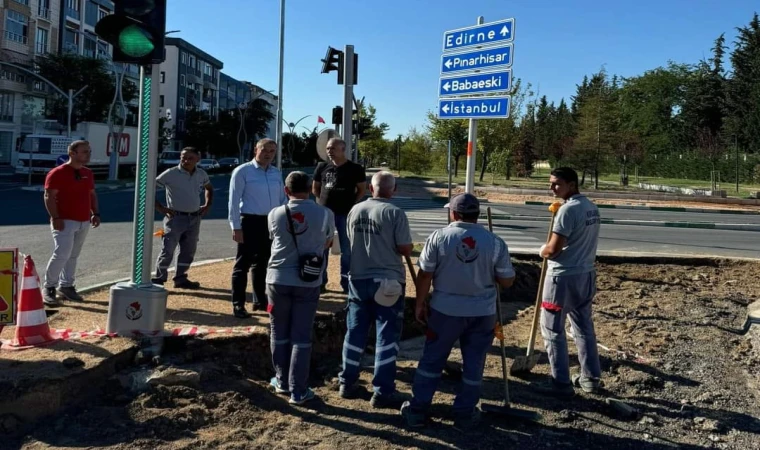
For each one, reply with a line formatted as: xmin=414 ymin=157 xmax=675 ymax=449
xmin=9 ymin=255 xmax=59 ymax=348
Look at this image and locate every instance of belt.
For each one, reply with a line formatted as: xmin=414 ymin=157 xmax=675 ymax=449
xmin=241 ymin=213 xmax=269 ymax=218
xmin=173 ymin=210 xmax=202 ymax=216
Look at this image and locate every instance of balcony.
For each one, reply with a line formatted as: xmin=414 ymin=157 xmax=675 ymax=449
xmin=3 ymin=31 xmax=30 ymax=54
xmin=65 ymin=7 xmax=81 ymax=21
xmin=35 ymin=42 xmax=48 ymax=55
xmin=62 ymin=42 xmax=79 ymax=55
xmin=37 ymin=8 xmax=52 ymax=21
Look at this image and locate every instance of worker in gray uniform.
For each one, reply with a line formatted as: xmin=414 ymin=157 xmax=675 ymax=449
xmin=532 ymin=167 xmax=603 ymax=397
xmin=266 ymin=171 xmax=335 ymax=405
xmin=153 ymin=146 xmax=213 ymax=288
xmin=401 ymin=193 xmax=516 ymax=431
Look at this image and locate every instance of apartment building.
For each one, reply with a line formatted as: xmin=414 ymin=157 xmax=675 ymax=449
xmin=59 ymin=0 xmax=139 ymax=126
xmin=0 ymin=0 xmax=61 ymax=166
xmin=158 ymin=37 xmax=222 ymax=151
xmin=218 ymin=72 xmax=278 ymax=142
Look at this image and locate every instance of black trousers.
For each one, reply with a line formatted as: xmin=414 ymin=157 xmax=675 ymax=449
xmin=231 ymin=214 xmax=272 ymax=308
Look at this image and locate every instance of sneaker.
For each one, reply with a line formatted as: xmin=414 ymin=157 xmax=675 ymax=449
xmin=400 ymin=401 xmax=426 ymax=428
xmin=572 ymin=374 xmax=603 ymax=394
xmin=370 ymin=391 xmax=405 ymax=409
xmin=151 ymin=277 xmax=165 ymax=285
xmin=529 ymin=378 xmax=575 ymax=399
xmin=270 ymin=377 xmax=290 ymax=395
xmin=173 ymin=279 xmax=200 ymax=289
xmin=42 ymin=287 xmax=61 ymax=307
xmin=289 ymin=388 xmax=316 ymax=405
xmin=58 ymin=286 xmax=83 ymax=302
xmin=453 ymin=407 xmax=482 ymax=433
xmin=339 ymin=384 xmax=365 ymax=399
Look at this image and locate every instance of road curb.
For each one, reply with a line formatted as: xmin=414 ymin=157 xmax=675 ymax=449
xmin=524 ymin=201 xmax=760 ymax=216
xmin=77 ymin=257 xmax=234 ymax=295
xmin=480 ymin=212 xmax=760 ymax=232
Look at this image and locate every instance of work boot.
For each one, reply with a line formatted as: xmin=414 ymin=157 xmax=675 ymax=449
xmin=453 ymin=407 xmax=482 ymax=433
xmin=58 ymin=286 xmax=83 ymax=302
xmin=173 ymin=279 xmax=200 ymax=289
xmin=42 ymin=287 xmax=61 ymax=307
xmin=339 ymin=383 xmax=365 ymax=399
xmin=572 ymin=374 xmax=603 ymax=394
xmin=370 ymin=391 xmax=406 ymax=409
xmin=400 ymin=401 xmax=426 ymax=428
xmin=529 ymin=378 xmax=575 ymax=399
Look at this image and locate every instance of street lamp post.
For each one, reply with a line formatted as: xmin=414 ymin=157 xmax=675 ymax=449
xmin=282 ymin=115 xmax=311 ymax=164
xmin=275 ymin=0 xmax=286 ymax=169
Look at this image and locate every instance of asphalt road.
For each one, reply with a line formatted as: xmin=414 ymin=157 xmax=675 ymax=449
xmin=1 ymin=174 xmax=759 ymax=289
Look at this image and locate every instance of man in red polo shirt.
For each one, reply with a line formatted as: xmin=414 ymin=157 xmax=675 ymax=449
xmin=42 ymin=140 xmax=101 ymax=306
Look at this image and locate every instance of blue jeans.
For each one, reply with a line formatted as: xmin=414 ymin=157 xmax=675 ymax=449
xmin=339 ymin=278 xmax=405 ymax=396
xmin=410 ymin=309 xmax=496 ymax=417
xmin=322 ymin=214 xmax=350 ymax=292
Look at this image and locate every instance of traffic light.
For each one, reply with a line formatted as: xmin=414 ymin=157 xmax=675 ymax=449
xmin=331 ymin=106 xmax=343 ymax=125
xmin=353 ymin=118 xmax=369 ymax=139
xmin=321 ymin=46 xmax=344 ymax=84
xmin=95 ymin=0 xmax=167 ymax=65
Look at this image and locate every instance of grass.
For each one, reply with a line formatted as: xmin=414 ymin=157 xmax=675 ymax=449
xmin=394 ymin=166 xmax=760 ymax=199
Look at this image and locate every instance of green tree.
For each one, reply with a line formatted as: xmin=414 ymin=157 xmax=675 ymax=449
xmin=356 ymin=104 xmax=390 ymax=165
xmin=401 ymin=128 xmax=433 ymax=174
xmin=725 ymin=13 xmax=760 ymax=152
xmin=34 ymin=53 xmax=138 ymax=128
xmin=426 ymin=113 xmax=468 ymax=176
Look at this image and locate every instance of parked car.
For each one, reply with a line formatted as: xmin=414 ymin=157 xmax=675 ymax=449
xmin=198 ymin=159 xmax=220 ymax=172
xmin=217 ymin=157 xmax=239 ymax=172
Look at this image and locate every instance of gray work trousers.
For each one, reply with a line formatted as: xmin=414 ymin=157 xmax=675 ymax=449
xmin=266 ymin=283 xmax=320 ymax=397
xmin=540 ymin=270 xmax=602 ymax=384
xmin=44 ymin=220 xmax=90 ymax=289
xmin=154 ymin=214 xmax=201 ymax=282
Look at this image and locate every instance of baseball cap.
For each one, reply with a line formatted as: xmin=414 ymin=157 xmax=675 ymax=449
xmin=444 ymin=193 xmax=481 ymax=214
xmin=374 ymin=279 xmax=403 ymax=307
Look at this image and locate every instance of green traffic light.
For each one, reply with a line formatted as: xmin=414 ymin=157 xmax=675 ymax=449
xmin=118 ymin=24 xmax=154 ymax=57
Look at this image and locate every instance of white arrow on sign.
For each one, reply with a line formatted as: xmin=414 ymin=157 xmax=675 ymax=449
xmin=500 ymin=25 xmax=509 ymax=36
xmin=442 ymin=82 xmax=451 ymax=91
xmin=442 ymin=104 xmax=450 ymax=113
xmin=445 ymin=59 xmax=453 ymax=68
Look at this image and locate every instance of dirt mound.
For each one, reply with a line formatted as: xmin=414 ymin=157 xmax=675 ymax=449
xmin=13 ymin=258 xmax=760 ymax=449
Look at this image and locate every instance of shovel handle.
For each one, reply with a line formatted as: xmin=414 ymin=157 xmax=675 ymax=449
xmin=405 ymin=254 xmax=418 ymax=285
xmin=526 ymin=205 xmax=561 ymax=356
xmin=487 ymin=207 xmax=510 ymax=404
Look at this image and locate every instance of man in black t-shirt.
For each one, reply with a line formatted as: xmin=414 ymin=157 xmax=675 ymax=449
xmin=313 ymin=137 xmax=367 ymax=293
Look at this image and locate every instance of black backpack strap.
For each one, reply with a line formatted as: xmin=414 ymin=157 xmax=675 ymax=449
xmin=285 ymin=205 xmax=300 ymax=255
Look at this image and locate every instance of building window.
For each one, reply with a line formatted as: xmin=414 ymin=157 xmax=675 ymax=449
xmin=181 ymin=52 xmax=186 ymax=64
xmin=177 ymin=120 xmax=184 ymax=132
xmin=5 ymin=11 xmax=29 ymax=44
xmin=12 ymin=0 xmax=30 ymax=6
xmin=180 ymin=74 xmax=185 ymax=86
xmin=1 ymin=70 xmax=25 ymax=84
xmin=0 ymin=93 xmax=15 ymax=122
xmin=35 ymin=28 xmax=48 ymax=54
xmin=179 ymin=97 xmax=184 ymax=109
xmin=188 ymin=55 xmax=196 ymax=68
xmin=66 ymin=0 xmax=79 ymax=10
xmin=203 ymin=63 xmax=212 ymax=76
xmin=159 ymin=95 xmax=164 ymax=107
xmin=160 ymin=72 xmax=165 ymax=83
xmin=38 ymin=0 xmax=51 ymax=20
xmin=99 ymin=9 xmax=108 ymax=21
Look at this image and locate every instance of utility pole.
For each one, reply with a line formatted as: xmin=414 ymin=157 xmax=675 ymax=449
xmin=735 ymin=134 xmax=739 ymax=193
xmin=463 ymin=16 xmax=485 ymax=194
xmin=595 ymin=83 xmax=602 ymax=190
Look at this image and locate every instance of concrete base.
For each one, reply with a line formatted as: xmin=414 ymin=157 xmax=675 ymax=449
xmin=106 ymin=282 xmax=168 ymax=335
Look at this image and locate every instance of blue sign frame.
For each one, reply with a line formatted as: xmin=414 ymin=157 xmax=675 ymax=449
xmin=439 ymin=69 xmax=511 ymax=97
xmin=442 ymin=18 xmax=515 ymax=52
xmin=440 ymin=44 xmax=513 ymax=75
xmin=438 ymin=96 xmax=511 ymax=120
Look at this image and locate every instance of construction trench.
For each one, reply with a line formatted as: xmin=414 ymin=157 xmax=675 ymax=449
xmin=3 ymin=255 xmax=760 ymax=449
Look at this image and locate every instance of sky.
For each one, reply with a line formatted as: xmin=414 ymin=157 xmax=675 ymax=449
xmin=166 ymin=0 xmax=759 ymax=138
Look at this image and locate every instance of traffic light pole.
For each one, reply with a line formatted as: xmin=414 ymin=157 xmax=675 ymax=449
xmin=342 ymin=45 xmax=354 ymax=161
xmin=463 ymin=16 xmax=484 ymax=195
xmin=107 ymin=63 xmax=167 ymax=336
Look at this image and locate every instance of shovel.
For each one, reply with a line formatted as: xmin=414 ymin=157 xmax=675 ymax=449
xmin=509 ymin=201 xmax=562 ymax=375
xmin=481 ymin=207 xmax=542 ymax=422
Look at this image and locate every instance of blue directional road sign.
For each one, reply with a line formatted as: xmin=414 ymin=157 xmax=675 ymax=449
xmin=439 ymin=69 xmax=511 ymax=97
xmin=442 ymin=18 xmax=514 ymax=52
xmin=440 ymin=44 xmax=512 ymax=75
xmin=438 ymin=96 xmax=511 ymax=120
